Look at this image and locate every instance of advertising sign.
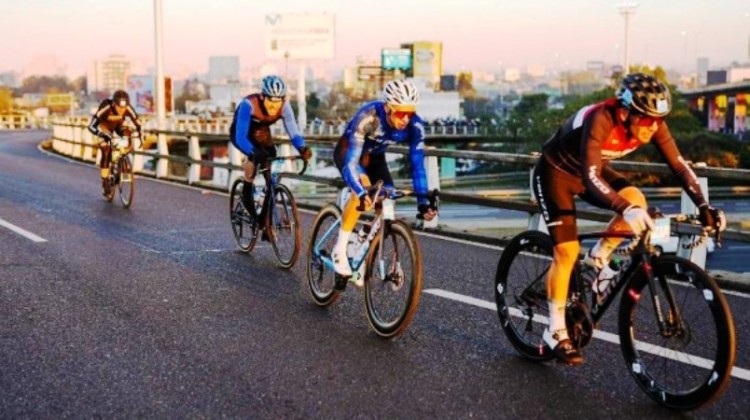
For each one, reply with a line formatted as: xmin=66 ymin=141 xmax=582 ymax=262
xmin=381 ymin=48 xmax=412 ymax=70
xmin=411 ymin=41 xmax=442 ymax=81
xmin=127 ymin=75 xmax=155 ymax=114
xmin=265 ymin=13 xmax=335 ymax=60
xmin=127 ymin=76 xmax=173 ymax=114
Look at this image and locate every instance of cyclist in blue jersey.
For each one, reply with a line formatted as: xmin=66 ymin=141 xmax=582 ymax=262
xmin=330 ymin=79 xmax=438 ymax=276
xmin=230 ymin=75 xmax=311 ymax=220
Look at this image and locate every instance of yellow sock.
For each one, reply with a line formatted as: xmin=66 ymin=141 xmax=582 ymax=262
xmin=101 ymin=168 xmax=110 ymax=178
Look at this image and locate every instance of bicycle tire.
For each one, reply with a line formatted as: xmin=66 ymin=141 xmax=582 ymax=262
xmin=305 ymin=205 xmax=342 ymax=307
xmin=618 ymin=255 xmax=736 ymax=411
xmin=494 ymin=230 xmax=556 ymax=361
xmin=268 ymin=184 xmax=301 ymax=269
xmin=363 ymin=220 xmax=422 ymax=338
xmin=229 ymin=178 xmax=259 ymax=252
xmin=118 ymin=155 xmax=135 ymax=208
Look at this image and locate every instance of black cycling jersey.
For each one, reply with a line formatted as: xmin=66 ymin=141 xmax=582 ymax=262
xmin=541 ymin=98 xmax=706 ymax=213
xmin=87 ymin=99 xmax=142 ymax=139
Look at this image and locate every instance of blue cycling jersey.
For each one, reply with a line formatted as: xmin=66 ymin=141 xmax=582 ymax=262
xmin=231 ymin=94 xmax=304 ymax=156
xmin=341 ymin=101 xmax=428 ymax=205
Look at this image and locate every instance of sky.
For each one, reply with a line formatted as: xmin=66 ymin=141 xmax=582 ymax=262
xmin=1 ymin=0 xmax=748 ymax=79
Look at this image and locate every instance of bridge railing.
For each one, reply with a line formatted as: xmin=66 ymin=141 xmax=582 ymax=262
xmin=47 ymin=121 xmax=750 ymax=254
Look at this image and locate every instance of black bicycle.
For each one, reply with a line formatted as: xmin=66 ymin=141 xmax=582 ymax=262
xmin=103 ymin=135 xmax=135 ymax=208
xmin=229 ymin=156 xmax=307 ymax=269
xmin=494 ymin=214 xmax=736 ymax=411
xmin=305 ymin=181 xmax=438 ymax=338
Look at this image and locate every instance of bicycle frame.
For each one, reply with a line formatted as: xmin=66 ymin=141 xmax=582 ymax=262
xmin=255 ymin=156 xmax=306 ymax=230
xmin=313 ymin=197 xmax=389 ymax=279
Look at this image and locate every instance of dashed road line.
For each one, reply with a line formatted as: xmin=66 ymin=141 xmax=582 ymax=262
xmin=0 ymin=217 xmax=47 ymax=242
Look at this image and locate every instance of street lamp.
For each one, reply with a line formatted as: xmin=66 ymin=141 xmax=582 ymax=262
xmin=618 ymin=2 xmax=638 ymax=74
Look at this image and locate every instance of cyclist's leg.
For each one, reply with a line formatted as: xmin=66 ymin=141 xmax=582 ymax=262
xmin=116 ymin=126 xmax=133 ymax=153
xmin=581 ymin=169 xmax=645 ymax=263
xmin=99 ymin=137 xmax=112 ymax=193
xmin=241 ymin=156 xmax=257 ymax=215
xmin=255 ymin=144 xmax=276 ymax=224
xmin=532 ymin=160 xmax=584 ymax=365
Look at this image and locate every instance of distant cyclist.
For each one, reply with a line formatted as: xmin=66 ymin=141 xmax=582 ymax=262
xmin=229 ymin=75 xmax=311 ymax=223
xmin=87 ymin=90 xmax=142 ymax=196
xmin=532 ymin=73 xmax=726 ymax=365
xmin=330 ymin=79 xmax=438 ymax=277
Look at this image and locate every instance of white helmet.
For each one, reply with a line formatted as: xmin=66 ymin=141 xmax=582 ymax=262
xmin=382 ymin=79 xmax=419 ymax=106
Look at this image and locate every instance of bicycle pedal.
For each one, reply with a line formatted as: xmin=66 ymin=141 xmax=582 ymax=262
xmin=334 ymin=274 xmax=349 ymax=291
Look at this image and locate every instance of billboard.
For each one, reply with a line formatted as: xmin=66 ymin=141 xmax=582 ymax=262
xmin=127 ymin=76 xmax=173 ymax=114
xmin=265 ymin=13 xmax=335 ymax=60
xmin=411 ymin=41 xmax=442 ymax=81
xmin=382 ymin=48 xmax=412 ymax=70
xmin=127 ymin=76 xmax=154 ymax=114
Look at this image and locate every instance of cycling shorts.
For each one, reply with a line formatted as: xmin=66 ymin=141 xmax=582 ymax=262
xmin=532 ymin=157 xmax=632 ymax=244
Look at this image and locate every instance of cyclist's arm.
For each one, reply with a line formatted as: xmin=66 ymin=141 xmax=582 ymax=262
xmin=231 ymin=99 xmax=255 ymax=156
xmin=408 ymin=116 xmax=429 ymax=205
xmin=342 ymin=108 xmax=377 ymax=198
xmin=87 ymin=102 xmax=110 ymax=138
xmin=652 ymin=123 xmax=707 ymax=207
xmin=280 ymin=101 xmax=305 ymax=150
xmin=580 ymin=108 xmax=633 ymax=213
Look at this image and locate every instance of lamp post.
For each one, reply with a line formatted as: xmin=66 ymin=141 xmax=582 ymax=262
xmin=618 ymin=2 xmax=638 ymax=74
xmin=153 ymin=0 xmax=166 ymax=128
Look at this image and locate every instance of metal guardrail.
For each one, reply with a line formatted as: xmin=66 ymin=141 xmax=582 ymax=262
xmin=47 ymin=122 xmax=750 ymax=248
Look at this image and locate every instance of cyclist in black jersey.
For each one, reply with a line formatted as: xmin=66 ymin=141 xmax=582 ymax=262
xmin=87 ymin=90 xmax=142 ymax=196
xmin=532 ymin=73 xmax=727 ymax=365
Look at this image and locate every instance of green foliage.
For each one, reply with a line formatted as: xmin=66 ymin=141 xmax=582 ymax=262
xmin=20 ymin=75 xmax=74 ymax=94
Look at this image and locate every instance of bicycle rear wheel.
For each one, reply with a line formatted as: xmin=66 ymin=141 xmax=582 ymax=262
xmin=305 ymin=205 xmax=342 ymax=307
xmin=118 ymin=155 xmax=135 ymax=208
xmin=618 ymin=255 xmax=736 ymax=411
xmin=268 ymin=184 xmax=301 ymax=269
xmin=229 ymin=178 xmax=259 ymax=252
xmin=363 ymin=220 xmax=422 ymax=338
xmin=494 ymin=230 xmax=556 ymax=361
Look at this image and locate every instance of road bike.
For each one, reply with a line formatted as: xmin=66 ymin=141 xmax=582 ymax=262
xmin=494 ymin=213 xmax=736 ymax=410
xmin=229 ymin=156 xmax=307 ymax=269
xmin=305 ymin=181 xmax=438 ymax=338
xmin=103 ymin=135 xmax=135 ymax=208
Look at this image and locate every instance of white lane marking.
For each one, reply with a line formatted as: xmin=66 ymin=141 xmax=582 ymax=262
xmin=0 ymin=217 xmax=47 ymax=242
xmin=424 ymin=288 xmax=750 ymax=382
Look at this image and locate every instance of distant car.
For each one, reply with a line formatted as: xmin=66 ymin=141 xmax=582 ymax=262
xmin=651 ymin=234 xmax=715 ymax=256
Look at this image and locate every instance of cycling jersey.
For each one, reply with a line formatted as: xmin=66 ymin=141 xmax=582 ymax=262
xmin=87 ymin=99 xmax=142 ymax=138
xmin=541 ymin=98 xmax=706 ymax=213
xmin=230 ymin=93 xmax=304 ymax=157
xmin=336 ymin=101 xmax=428 ymax=205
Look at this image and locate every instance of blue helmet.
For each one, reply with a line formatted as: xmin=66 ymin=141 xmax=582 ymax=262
xmin=261 ymin=75 xmax=287 ymax=98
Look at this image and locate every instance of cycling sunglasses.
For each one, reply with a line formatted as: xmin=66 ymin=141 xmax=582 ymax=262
xmin=631 ymin=114 xmax=664 ymax=127
xmin=264 ymin=96 xmax=284 ymax=103
xmin=388 ymin=105 xmax=416 ymax=120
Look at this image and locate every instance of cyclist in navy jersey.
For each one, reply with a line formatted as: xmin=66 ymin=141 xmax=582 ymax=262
xmin=87 ymin=90 xmax=142 ymax=196
xmin=230 ymin=75 xmax=311 ymax=220
xmin=330 ymin=79 xmax=437 ymax=277
xmin=532 ymin=73 xmax=726 ymax=365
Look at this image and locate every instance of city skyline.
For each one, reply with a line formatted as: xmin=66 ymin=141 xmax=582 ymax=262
xmin=2 ymin=0 xmax=748 ymax=80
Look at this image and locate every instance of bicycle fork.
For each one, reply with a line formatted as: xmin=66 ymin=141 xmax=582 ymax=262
xmin=640 ymin=257 xmax=686 ymax=339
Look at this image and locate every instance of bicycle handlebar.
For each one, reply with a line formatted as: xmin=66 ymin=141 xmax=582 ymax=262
xmin=262 ymin=155 xmax=308 ymax=176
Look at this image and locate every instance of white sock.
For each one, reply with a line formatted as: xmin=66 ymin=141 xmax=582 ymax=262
xmin=334 ymin=228 xmax=351 ymax=256
xmin=547 ymin=300 xmax=568 ymax=334
xmin=590 ymin=242 xmax=611 ymax=263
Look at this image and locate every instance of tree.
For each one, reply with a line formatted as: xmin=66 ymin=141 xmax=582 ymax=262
xmin=19 ymin=75 xmax=72 ymax=94
xmin=457 ymin=72 xmax=477 ymax=99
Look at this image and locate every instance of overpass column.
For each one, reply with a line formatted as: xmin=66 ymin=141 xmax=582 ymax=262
xmin=187 ymin=135 xmax=202 ymax=185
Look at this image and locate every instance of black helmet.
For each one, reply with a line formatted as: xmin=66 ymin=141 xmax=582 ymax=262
xmin=113 ymin=90 xmax=130 ymax=106
xmin=616 ymin=73 xmax=671 ymax=118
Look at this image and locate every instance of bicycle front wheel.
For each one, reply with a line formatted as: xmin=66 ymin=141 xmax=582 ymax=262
xmin=494 ymin=230 xmax=556 ymax=361
xmin=229 ymin=178 xmax=259 ymax=252
xmin=118 ymin=155 xmax=135 ymax=208
xmin=305 ymin=205 xmax=342 ymax=307
xmin=268 ymin=184 xmax=301 ymax=269
xmin=363 ymin=220 xmax=422 ymax=338
xmin=618 ymin=255 xmax=736 ymax=411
